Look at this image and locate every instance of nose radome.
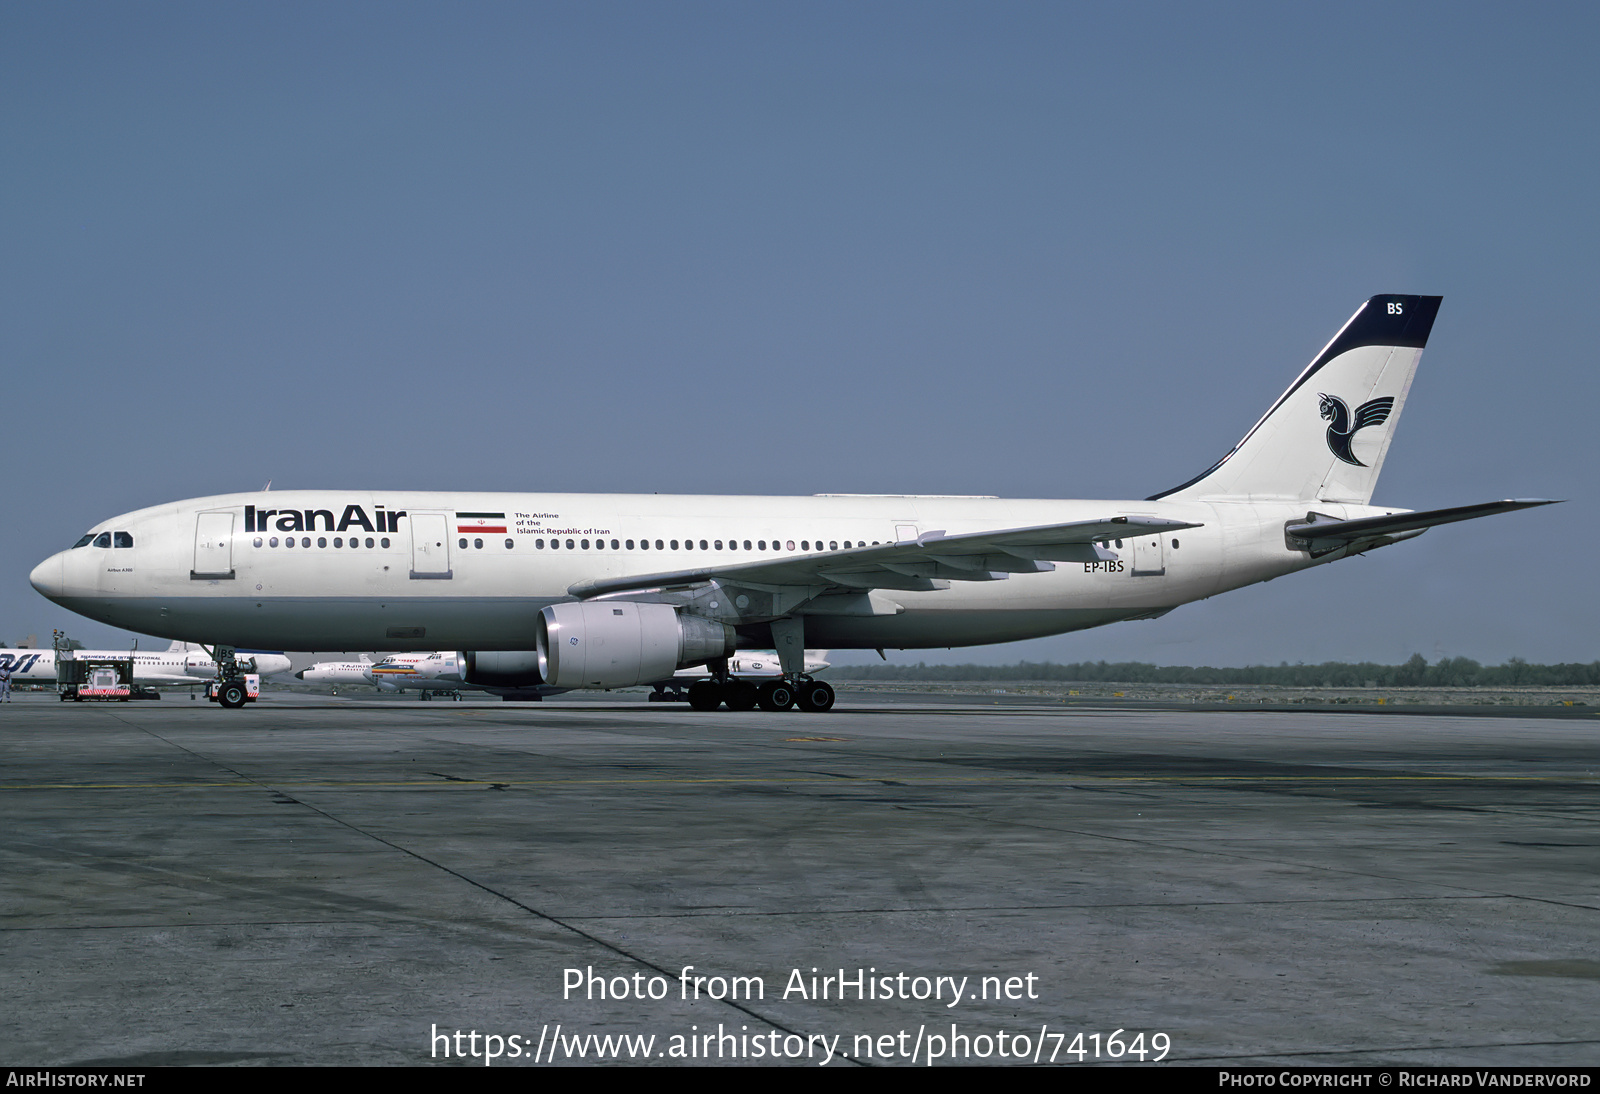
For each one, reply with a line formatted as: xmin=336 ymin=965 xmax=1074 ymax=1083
xmin=29 ymin=553 xmax=65 ymax=600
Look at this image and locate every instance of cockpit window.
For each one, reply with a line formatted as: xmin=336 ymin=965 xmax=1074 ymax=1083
xmin=113 ymin=532 xmax=133 ymax=548
xmin=72 ymin=534 xmax=94 ymax=548
xmin=92 ymin=533 xmax=111 ymax=548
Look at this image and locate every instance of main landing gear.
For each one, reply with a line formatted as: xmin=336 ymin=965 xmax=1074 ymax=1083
xmin=683 ymin=677 xmax=835 ymax=713
xmin=666 ymin=617 xmax=837 ymax=713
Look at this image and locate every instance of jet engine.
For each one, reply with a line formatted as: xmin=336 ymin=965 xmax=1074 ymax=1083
xmin=536 ymin=602 xmax=735 ymax=689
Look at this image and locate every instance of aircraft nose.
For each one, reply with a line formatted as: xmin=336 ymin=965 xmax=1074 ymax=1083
xmin=29 ymin=553 xmax=65 ymax=601
xmin=294 ymin=670 xmax=306 ymax=680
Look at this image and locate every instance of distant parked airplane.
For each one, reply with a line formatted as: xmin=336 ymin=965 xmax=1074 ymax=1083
xmin=294 ymin=654 xmax=376 ymax=687
xmin=0 ymin=641 xmax=291 ymax=687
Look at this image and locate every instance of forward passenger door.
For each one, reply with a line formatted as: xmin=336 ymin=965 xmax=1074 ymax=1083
xmin=409 ymin=513 xmax=452 ymax=579
xmin=192 ymin=512 xmax=235 ymax=580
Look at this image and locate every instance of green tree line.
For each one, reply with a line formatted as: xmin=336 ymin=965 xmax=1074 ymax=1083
xmin=826 ymin=655 xmax=1600 ymax=687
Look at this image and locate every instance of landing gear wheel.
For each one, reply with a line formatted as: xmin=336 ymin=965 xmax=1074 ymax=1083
xmin=723 ymin=682 xmax=759 ymax=712
xmin=758 ymin=681 xmax=795 ymax=712
xmin=795 ymin=680 xmax=835 ymax=713
xmin=687 ymin=681 xmax=725 ymax=712
xmin=218 ymin=682 xmax=248 ymax=709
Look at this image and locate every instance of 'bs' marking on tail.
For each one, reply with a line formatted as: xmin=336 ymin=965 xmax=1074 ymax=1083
xmin=1318 ymin=393 xmax=1394 ymax=467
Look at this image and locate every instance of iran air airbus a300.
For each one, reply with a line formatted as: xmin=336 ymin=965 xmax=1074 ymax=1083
xmin=30 ymin=295 xmax=1553 ymax=711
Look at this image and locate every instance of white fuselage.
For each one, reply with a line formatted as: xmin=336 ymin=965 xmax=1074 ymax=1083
xmin=295 ymin=658 xmax=376 ymax=686
xmin=0 ymin=646 xmax=292 ymax=686
xmin=362 ymin=649 xmax=831 ymax=693
xmin=672 ymin=651 xmax=831 ymax=680
xmin=368 ymin=652 xmax=458 ymax=691
xmin=27 ymin=490 xmax=1382 ymax=653
xmin=366 ymin=651 xmax=553 ymax=696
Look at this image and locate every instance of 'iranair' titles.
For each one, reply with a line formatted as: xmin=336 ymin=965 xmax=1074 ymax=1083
xmin=244 ymin=505 xmax=406 ymax=534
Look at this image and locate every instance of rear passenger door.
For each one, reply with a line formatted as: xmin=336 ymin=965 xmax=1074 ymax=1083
xmin=1130 ymin=532 xmax=1165 ymax=576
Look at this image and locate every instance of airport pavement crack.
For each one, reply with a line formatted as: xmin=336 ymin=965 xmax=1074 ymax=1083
xmin=117 ymin=714 xmax=860 ymax=1063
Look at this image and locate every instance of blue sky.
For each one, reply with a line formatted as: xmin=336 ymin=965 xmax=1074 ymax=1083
xmin=3 ymin=2 xmax=1594 ymax=665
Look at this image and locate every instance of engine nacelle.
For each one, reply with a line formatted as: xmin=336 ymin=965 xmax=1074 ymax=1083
xmin=536 ymin=602 xmax=735 ymax=689
xmin=463 ymin=650 xmax=543 ymax=688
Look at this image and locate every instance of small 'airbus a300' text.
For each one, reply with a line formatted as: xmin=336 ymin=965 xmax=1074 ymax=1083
xmin=30 ymin=295 xmax=1553 ymax=710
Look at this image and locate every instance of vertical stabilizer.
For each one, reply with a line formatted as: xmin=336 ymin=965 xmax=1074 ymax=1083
xmin=1150 ymin=295 xmax=1441 ymax=503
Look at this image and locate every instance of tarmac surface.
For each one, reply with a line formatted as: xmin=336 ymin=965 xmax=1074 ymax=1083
xmin=3 ymin=691 xmax=1598 ymax=1067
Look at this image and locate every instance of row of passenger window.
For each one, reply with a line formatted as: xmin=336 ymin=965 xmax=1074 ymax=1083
xmin=529 ymin=537 xmax=882 ymax=552
xmin=252 ymin=534 xmax=1177 ymax=556
xmin=253 ymin=536 xmax=392 ymax=549
xmin=250 ymin=534 xmax=882 ymax=554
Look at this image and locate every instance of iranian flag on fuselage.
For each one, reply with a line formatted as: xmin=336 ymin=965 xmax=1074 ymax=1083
xmin=456 ymin=512 xmax=507 ymax=534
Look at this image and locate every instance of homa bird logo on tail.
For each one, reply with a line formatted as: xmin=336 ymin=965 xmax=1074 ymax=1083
xmin=1318 ymin=393 xmax=1394 ymax=467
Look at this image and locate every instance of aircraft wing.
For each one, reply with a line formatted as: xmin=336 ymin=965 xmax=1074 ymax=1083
xmin=569 ymin=516 xmax=1202 ymax=599
xmin=1287 ymin=499 xmax=1559 ymax=548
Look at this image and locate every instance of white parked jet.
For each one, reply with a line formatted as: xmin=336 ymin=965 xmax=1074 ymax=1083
xmin=654 ymin=650 xmax=832 ymax=706
xmin=30 ymin=295 xmax=1553 ymax=711
xmin=366 ymin=651 xmax=548 ymax=701
xmin=294 ymin=653 xmax=376 ymax=687
xmin=354 ymin=648 xmax=833 ymax=704
xmin=0 ymin=641 xmax=292 ymax=687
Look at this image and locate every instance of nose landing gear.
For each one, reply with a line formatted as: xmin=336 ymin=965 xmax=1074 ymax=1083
xmin=217 ymin=680 xmax=248 ymax=709
xmin=204 ymin=646 xmax=257 ymax=709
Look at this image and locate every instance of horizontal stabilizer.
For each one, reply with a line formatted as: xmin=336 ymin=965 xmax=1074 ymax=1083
xmin=1288 ymin=499 xmax=1560 ymax=546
